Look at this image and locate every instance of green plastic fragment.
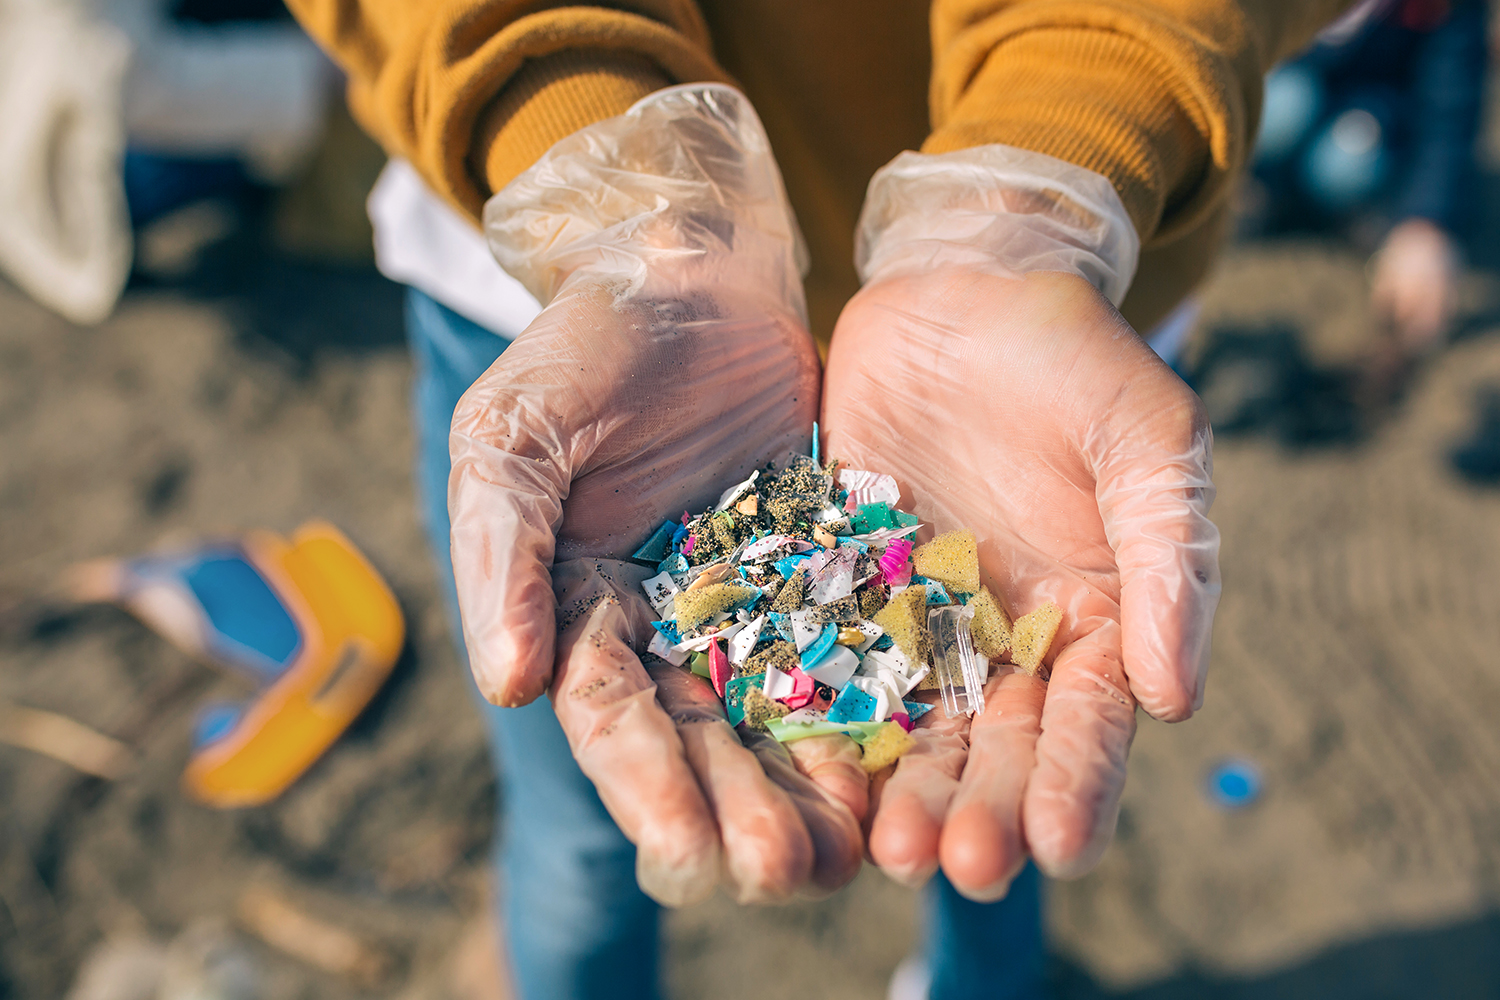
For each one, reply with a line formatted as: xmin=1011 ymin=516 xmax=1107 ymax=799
xmin=689 ymin=651 xmax=711 ymax=678
xmin=765 ymin=719 xmax=852 ymax=743
xmin=723 ymin=675 xmax=760 ymax=728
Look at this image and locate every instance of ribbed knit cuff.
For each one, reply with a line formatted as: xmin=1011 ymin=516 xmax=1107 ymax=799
xmin=472 ymin=49 xmax=671 ymax=203
xmin=924 ymin=27 xmax=1208 ymax=244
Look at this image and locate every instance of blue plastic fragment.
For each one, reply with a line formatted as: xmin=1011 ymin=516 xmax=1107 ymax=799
xmin=650 ymin=620 xmax=682 ymax=644
xmin=183 ymin=555 xmax=301 ymax=676
xmin=811 ymin=421 xmax=820 ymax=466
xmin=1206 ymin=759 xmax=1262 ymax=809
xmin=775 ymin=554 xmax=811 ymax=578
xmin=828 ymin=684 xmax=878 ymax=724
xmin=902 ymin=700 xmax=934 ymax=722
xmin=657 ymin=553 xmax=688 ymax=575
xmin=800 ymin=624 xmax=838 ymax=669
xmin=767 ymin=612 xmax=795 ymax=642
xmin=923 ymin=581 xmax=953 ymax=605
xmin=632 ymin=521 xmax=677 ymax=563
xmin=871 ymin=634 xmax=894 ymax=652
xmin=671 ymin=523 xmax=691 ymax=548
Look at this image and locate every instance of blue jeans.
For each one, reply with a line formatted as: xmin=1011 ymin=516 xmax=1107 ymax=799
xmin=405 ymin=287 xmax=1043 ymax=1000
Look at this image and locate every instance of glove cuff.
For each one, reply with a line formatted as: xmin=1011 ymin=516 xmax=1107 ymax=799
xmin=855 ymin=145 xmax=1140 ymax=306
xmin=483 ymin=83 xmax=808 ymax=312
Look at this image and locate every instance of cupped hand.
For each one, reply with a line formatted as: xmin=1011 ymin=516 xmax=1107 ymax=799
xmin=824 ymin=268 xmax=1220 ymax=897
xmin=449 ymin=276 xmax=865 ymax=906
xmin=1371 ymin=217 xmax=1458 ymax=352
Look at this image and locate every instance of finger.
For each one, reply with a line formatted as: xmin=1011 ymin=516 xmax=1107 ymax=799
xmin=786 ymin=733 xmax=870 ymax=823
xmin=866 ymin=709 xmax=970 ymax=888
xmin=550 ymin=589 xmax=721 ymax=907
xmin=450 ymin=379 xmax=571 ymax=707
xmin=744 ymin=730 xmax=865 ymax=896
xmin=1093 ymin=383 xmax=1221 ymax=721
xmin=1022 ymin=622 xmax=1137 ymax=879
xmin=938 ymin=670 xmax=1048 ymax=901
xmin=649 ymin=664 xmax=816 ymax=904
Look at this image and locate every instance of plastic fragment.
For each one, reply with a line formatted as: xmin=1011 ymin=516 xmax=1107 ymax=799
xmin=879 ymin=538 xmax=913 ymax=586
xmin=633 ymin=521 xmax=678 ymax=563
xmin=765 ymin=718 xmax=854 ymax=743
xmin=799 ymin=623 xmax=838 ymax=668
xmin=689 ymin=651 xmax=711 ymax=678
xmin=1011 ymin=601 xmax=1063 ymax=676
xmin=802 ymin=645 xmax=859 ymax=688
xmin=902 ymin=700 xmax=934 ymax=722
xmin=790 ymin=611 xmax=822 ymax=652
xmin=871 ymin=585 xmax=931 ymax=669
xmin=891 ymin=711 xmax=912 ymax=732
xmin=708 ymin=640 xmax=731 ymax=697
xmin=640 ymin=571 xmax=679 ymax=612
xmin=927 ymin=603 xmax=988 ymax=718
xmin=728 ymin=615 xmax=764 ymax=667
xmin=859 ymin=721 xmax=916 ymax=773
xmin=647 ymin=630 xmax=690 ymax=666
xmin=968 ymin=586 xmax=1013 ymax=658
xmin=837 ymin=468 xmax=901 ymax=511
xmin=827 ymin=684 xmax=878 ymax=724
xmin=658 ymin=553 xmax=688 ymax=575
xmin=911 ymin=529 xmax=981 ymax=595
xmin=714 ymin=470 xmax=759 ymax=511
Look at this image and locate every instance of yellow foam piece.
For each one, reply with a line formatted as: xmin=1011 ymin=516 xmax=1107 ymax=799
xmin=871 ymin=585 xmax=930 ymax=668
xmin=912 ymin=529 xmax=980 ymax=595
xmin=860 ymin=721 xmax=916 ymax=774
xmin=1011 ymin=602 xmax=1063 ymax=676
xmin=674 ymin=582 xmax=757 ymax=631
xmin=968 ymin=586 xmax=1012 ymax=659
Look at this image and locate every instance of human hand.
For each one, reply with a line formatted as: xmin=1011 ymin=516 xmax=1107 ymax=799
xmin=1371 ymin=217 xmax=1458 ymax=352
xmin=825 ymin=148 xmax=1220 ymax=898
xmin=448 ymin=85 xmax=862 ymax=906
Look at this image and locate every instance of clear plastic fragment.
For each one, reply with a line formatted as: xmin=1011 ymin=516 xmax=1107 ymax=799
xmin=927 ymin=604 xmax=988 ymax=717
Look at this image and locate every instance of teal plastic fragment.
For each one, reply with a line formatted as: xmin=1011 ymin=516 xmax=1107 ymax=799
xmin=902 ymin=700 xmax=934 ymax=722
xmin=799 ymin=623 xmax=838 ymax=669
xmin=657 ymin=553 xmax=688 ymax=575
xmin=633 ymin=521 xmax=677 ymax=563
xmin=650 ymin=620 xmax=682 ymax=644
xmin=828 ymin=684 xmax=877 ymax=724
xmin=724 ymin=675 xmax=760 ymax=727
xmin=850 ymin=502 xmax=899 ymax=533
xmin=811 ymin=421 xmax=820 ymax=466
xmin=894 ymin=510 xmax=920 ymax=528
xmin=775 ymin=554 xmax=810 ymax=578
xmin=923 ymin=581 xmax=953 ymax=605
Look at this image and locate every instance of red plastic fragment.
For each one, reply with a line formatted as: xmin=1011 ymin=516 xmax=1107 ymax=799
xmin=891 ymin=711 xmax=913 ymax=732
xmin=709 ymin=639 xmax=732 ymax=698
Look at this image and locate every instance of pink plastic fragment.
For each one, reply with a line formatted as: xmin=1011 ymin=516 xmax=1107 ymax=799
xmin=891 ymin=711 xmax=913 ymax=732
xmin=709 ymin=639 xmax=731 ymax=698
xmin=682 ymin=535 xmax=696 ymax=556
xmin=880 ymin=538 xmax=913 ymax=585
xmin=782 ymin=666 xmax=815 ymax=710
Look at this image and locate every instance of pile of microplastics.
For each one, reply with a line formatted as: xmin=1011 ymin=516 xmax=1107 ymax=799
xmin=634 ymin=438 xmax=1063 ymax=774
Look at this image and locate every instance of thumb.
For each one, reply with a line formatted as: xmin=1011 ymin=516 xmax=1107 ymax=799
xmin=1092 ymin=385 xmax=1221 ymax=722
xmin=449 ymin=383 xmax=573 ymax=707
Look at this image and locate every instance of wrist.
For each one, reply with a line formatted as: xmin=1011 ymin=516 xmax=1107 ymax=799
xmin=483 ymin=84 xmax=807 ymax=313
xmin=855 ymin=145 xmax=1139 ymax=306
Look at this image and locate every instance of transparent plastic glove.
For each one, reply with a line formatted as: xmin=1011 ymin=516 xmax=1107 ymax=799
xmin=827 ymin=146 xmax=1220 ymax=895
xmin=452 ymin=85 xmax=855 ymax=905
xmin=1370 ymin=217 xmax=1458 ymax=352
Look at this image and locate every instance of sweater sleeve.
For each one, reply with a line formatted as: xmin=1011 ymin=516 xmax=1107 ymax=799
xmin=926 ymin=0 xmax=1357 ymax=245
xmin=283 ymin=0 xmax=730 ymax=223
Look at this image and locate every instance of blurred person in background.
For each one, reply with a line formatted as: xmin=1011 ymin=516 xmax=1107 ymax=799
xmin=0 ymin=0 xmax=332 ymax=325
xmin=279 ymin=2 xmax=1362 ymax=1000
xmin=1248 ymin=0 xmax=1488 ymax=360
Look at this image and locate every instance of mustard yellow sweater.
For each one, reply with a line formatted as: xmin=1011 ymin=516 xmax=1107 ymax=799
xmin=286 ymin=0 xmax=1351 ymax=335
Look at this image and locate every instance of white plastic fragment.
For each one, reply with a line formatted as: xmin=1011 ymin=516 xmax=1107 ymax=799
xmin=728 ymin=615 xmax=765 ymax=667
xmin=790 ymin=611 xmax=822 ymax=652
xmin=802 ymin=645 xmax=859 ymax=688
xmin=648 ymin=630 xmax=690 ymax=666
xmin=838 ymin=468 xmax=901 ymax=509
xmin=641 ymin=571 xmax=679 ymax=612
xmin=763 ymin=666 xmax=797 ymax=700
xmin=807 ymin=547 xmax=859 ymax=604
xmin=714 ymin=470 xmax=759 ymax=511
